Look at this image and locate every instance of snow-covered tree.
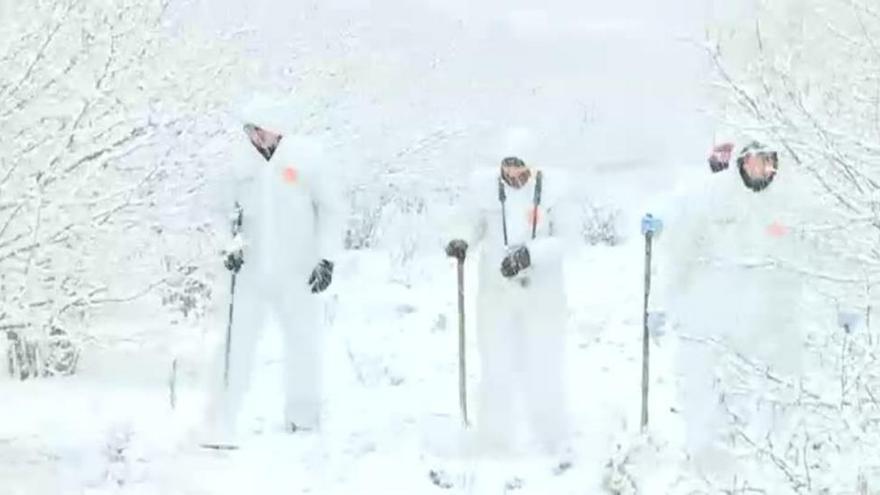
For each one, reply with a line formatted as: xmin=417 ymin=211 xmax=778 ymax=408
xmin=0 ymin=0 xmax=238 ymax=378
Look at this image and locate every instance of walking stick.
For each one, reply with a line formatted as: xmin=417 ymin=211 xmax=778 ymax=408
xmin=640 ymin=213 xmax=661 ymax=432
xmin=456 ymin=257 xmax=469 ymax=427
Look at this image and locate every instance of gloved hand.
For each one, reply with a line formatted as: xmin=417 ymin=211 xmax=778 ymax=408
xmin=445 ymin=239 xmax=468 ymax=261
xmin=708 ymin=142 xmax=733 ymax=173
xmin=224 ymin=250 xmax=244 ymax=273
xmin=308 ymin=259 xmax=334 ymax=294
xmin=500 ymin=245 xmax=531 ymax=278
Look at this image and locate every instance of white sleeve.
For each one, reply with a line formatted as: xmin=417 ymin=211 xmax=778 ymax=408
xmin=212 ymin=143 xmax=254 ymax=253
xmin=448 ymin=171 xmax=488 ymax=247
xmin=311 ymin=164 xmax=346 ymax=262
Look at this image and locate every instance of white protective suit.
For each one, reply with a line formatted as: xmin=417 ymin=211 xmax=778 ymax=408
xmin=206 ymin=95 xmax=343 ymax=438
xmin=452 ymin=165 xmax=576 ymax=454
xmin=652 ymin=151 xmax=814 ymax=475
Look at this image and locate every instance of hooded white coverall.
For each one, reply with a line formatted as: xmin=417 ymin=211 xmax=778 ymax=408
xmin=206 ymin=96 xmax=343 ymax=439
xmin=652 ymin=154 xmax=814 ymax=476
xmin=452 ymin=166 xmax=576 ymax=454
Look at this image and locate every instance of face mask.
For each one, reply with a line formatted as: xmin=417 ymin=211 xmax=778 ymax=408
xmin=738 ymin=164 xmax=777 ymax=192
xmin=243 ymin=123 xmax=282 ymax=162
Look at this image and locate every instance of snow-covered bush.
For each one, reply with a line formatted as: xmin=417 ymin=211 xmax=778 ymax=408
xmin=343 ymin=128 xmax=464 ymax=258
xmin=579 ymin=200 xmax=622 ymax=247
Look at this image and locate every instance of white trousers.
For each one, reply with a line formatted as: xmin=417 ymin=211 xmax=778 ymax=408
xmin=672 ymin=267 xmax=805 ymax=477
xmin=208 ymin=271 xmax=323 ymax=432
xmin=474 ymin=283 xmax=569 ymax=455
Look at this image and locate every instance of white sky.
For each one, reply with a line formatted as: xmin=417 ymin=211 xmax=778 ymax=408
xmin=175 ymin=0 xmax=757 ymax=199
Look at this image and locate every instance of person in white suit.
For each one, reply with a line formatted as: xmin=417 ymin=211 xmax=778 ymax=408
xmin=652 ymin=141 xmax=813 ymax=479
xmin=445 ymin=153 xmax=576 ymax=458
xmin=202 ymin=94 xmax=343 ymax=446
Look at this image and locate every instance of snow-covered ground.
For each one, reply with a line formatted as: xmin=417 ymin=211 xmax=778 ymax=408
xmin=0 ymin=239 xmax=699 ymax=494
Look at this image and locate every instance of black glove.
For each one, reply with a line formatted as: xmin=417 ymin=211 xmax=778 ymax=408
xmin=708 ymin=156 xmax=729 ymax=173
xmin=224 ymin=250 xmax=244 ymax=273
xmin=445 ymin=239 xmax=468 ymax=261
xmin=308 ymin=259 xmax=334 ymax=294
xmin=500 ymin=245 xmax=531 ymax=278
xmin=708 ymin=143 xmax=732 ymax=173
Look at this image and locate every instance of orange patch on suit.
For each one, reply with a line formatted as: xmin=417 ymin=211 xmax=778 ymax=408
xmin=282 ymin=166 xmax=299 ymax=184
xmin=766 ymin=221 xmax=788 ymax=238
xmin=527 ymin=207 xmax=542 ymax=225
